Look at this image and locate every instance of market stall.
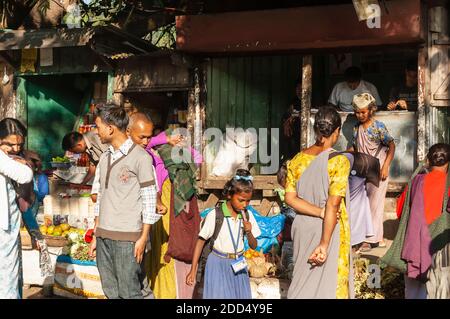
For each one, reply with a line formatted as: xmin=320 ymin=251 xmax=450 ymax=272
xmin=21 ymin=153 xmax=104 ymax=298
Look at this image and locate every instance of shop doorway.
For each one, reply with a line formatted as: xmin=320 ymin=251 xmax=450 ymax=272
xmin=17 ymin=73 xmax=108 ymax=168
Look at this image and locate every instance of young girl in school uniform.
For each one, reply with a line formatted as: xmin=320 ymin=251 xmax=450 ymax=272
xmin=186 ymin=169 xmax=261 ymax=299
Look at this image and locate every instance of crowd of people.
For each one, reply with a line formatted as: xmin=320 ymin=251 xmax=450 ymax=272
xmin=0 ymin=61 xmax=448 ymax=300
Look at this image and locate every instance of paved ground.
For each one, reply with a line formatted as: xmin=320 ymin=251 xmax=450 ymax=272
xmin=357 ymin=239 xmax=392 ymax=262
xmin=23 ymin=240 xmax=393 ymax=299
xmin=23 ymin=286 xmax=59 ymax=299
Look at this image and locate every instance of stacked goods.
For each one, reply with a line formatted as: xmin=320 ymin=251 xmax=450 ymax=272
xmin=61 ymin=230 xmax=94 ymax=262
xmin=250 ymin=277 xmax=289 ymax=299
xmin=52 ymin=216 xmax=101 ymax=298
xmin=54 ymin=232 xmax=103 ymax=299
xmin=51 ymin=156 xmax=71 ymax=169
xmin=43 ymin=194 xmax=95 ymax=230
xmin=44 ymin=194 xmax=94 ymax=217
xmin=39 ymin=223 xmax=85 ymax=239
xmin=39 ymin=223 xmax=85 ymax=247
xmin=244 ymin=248 xmax=278 ymax=278
xmin=51 ymin=156 xmax=70 ymax=163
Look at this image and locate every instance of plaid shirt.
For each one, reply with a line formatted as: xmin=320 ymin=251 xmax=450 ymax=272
xmin=94 ymin=138 xmax=160 ymax=225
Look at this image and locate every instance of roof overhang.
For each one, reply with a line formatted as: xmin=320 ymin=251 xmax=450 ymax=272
xmin=0 ymin=26 xmax=158 ymax=59
xmin=176 ymin=0 xmax=424 ymax=54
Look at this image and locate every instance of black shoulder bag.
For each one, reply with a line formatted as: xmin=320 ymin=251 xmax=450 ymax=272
xmin=352 ymin=125 xmax=384 ymax=187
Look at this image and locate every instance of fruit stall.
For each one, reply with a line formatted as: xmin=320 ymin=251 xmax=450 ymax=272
xmin=21 ymin=150 xmax=105 ymax=298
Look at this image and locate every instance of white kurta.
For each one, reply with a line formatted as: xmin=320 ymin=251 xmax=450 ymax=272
xmin=0 ymin=181 xmax=22 ymax=298
xmin=0 ymin=150 xmax=33 ymax=299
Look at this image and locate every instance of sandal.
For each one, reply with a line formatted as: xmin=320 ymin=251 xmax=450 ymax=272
xmin=352 ymin=245 xmax=361 ymax=255
xmin=378 ymin=241 xmax=387 ymax=248
xmin=359 ymin=242 xmax=372 ymax=252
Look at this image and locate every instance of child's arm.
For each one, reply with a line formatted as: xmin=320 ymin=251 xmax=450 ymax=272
xmin=186 ymin=238 xmax=206 ymax=286
xmin=285 ymin=192 xmax=324 ymax=218
xmin=245 ymin=227 xmax=258 ymax=249
xmin=381 ymin=140 xmax=395 ymax=181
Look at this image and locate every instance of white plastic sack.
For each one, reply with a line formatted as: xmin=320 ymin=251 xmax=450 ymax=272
xmin=211 ymin=128 xmax=258 ymax=177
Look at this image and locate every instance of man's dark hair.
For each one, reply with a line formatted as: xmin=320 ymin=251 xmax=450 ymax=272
xmin=95 ymin=103 xmax=129 ymax=132
xmin=406 ymin=59 xmax=418 ymax=72
xmin=62 ymin=132 xmax=83 ymax=151
xmin=344 ymin=66 xmax=362 ymax=83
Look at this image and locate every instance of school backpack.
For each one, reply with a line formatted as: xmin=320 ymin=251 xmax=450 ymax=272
xmin=196 ymin=205 xmax=249 ymax=283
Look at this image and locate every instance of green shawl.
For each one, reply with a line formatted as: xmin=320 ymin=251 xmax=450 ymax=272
xmin=156 ymin=142 xmax=198 ymax=216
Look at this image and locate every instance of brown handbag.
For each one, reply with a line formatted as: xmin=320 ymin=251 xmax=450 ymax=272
xmin=164 ymin=185 xmax=200 ymax=263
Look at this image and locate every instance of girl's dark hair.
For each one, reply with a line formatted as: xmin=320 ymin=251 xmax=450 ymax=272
xmin=0 ymin=118 xmax=27 ymax=139
xmin=223 ymin=169 xmax=254 ymax=197
xmin=95 ymin=103 xmax=129 ymax=132
xmin=313 ymin=106 xmax=341 ymax=142
xmin=427 ymin=143 xmax=450 ymax=167
xmin=277 ymin=161 xmax=288 ymax=187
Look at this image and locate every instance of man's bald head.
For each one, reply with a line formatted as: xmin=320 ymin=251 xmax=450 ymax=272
xmin=127 ymin=112 xmax=154 ymax=148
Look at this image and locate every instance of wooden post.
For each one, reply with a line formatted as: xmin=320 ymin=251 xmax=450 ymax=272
xmin=187 ymin=87 xmax=195 ymax=141
xmin=417 ymin=48 xmax=428 ymax=162
xmin=300 ymin=55 xmax=312 ymax=150
xmin=429 ymin=4 xmax=449 ymax=107
xmin=0 ymin=63 xmax=16 ymax=120
xmin=107 ymin=71 xmax=116 ymax=104
xmin=200 ymin=63 xmax=208 ymax=183
xmin=188 ymin=66 xmax=204 ymax=181
xmin=417 ymin=2 xmax=430 ymax=163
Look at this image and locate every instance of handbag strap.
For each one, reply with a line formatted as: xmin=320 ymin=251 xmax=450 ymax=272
xmin=442 ymin=167 xmax=450 ymax=214
xmin=354 ymin=125 xmax=359 ymax=152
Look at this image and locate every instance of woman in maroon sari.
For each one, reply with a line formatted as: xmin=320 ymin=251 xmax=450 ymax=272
xmin=396 ymin=143 xmax=450 ymax=299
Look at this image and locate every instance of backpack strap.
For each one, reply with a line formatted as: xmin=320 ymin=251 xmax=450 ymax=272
xmin=329 ymin=151 xmax=344 ymax=160
xmin=354 ymin=125 xmax=360 ymax=152
xmin=208 ymin=206 xmax=224 ymax=251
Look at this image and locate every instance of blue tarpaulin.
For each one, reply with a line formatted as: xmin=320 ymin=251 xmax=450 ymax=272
xmin=199 ymin=205 xmax=285 ymax=253
xmin=57 ymin=254 xmax=97 ymax=266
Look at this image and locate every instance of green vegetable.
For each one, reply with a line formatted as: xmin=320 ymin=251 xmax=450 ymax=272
xmin=52 ymin=156 xmax=70 ymax=163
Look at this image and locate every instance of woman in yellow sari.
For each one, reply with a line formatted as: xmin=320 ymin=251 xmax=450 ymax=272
xmin=285 ymin=106 xmax=352 ymax=299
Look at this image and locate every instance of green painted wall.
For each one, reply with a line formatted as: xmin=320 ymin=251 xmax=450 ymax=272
xmin=206 ymin=55 xmax=303 ymax=131
xmin=21 ymin=74 xmax=96 ymax=168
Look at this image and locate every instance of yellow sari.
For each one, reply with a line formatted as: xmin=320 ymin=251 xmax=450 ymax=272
xmin=148 ymin=179 xmax=177 ymax=298
xmin=286 ymin=152 xmax=351 ymax=299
